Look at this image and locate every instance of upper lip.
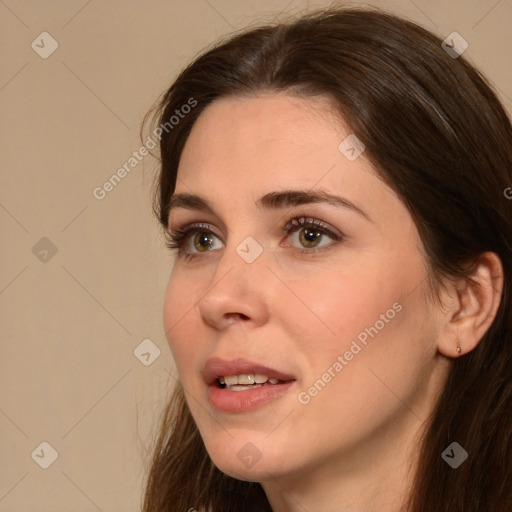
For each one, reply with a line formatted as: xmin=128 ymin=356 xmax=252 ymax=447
xmin=202 ymin=357 xmax=297 ymax=385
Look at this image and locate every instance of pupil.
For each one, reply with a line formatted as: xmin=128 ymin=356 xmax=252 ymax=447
xmin=195 ymin=233 xmax=212 ymax=251
xmin=301 ymin=228 xmax=321 ymax=247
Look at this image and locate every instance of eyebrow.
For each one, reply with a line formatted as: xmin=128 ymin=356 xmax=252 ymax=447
xmin=167 ymin=189 xmax=373 ymax=223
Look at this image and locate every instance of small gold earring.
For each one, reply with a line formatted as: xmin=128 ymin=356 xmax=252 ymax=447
xmin=456 ymin=337 xmax=462 ymax=356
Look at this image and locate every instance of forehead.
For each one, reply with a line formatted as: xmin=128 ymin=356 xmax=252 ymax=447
xmin=177 ymin=93 xmax=370 ymax=186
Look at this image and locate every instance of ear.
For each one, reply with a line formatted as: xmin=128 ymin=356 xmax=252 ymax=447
xmin=437 ymin=251 xmax=504 ymax=358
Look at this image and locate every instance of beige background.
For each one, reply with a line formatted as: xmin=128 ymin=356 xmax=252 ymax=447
xmin=0 ymin=0 xmax=510 ymax=510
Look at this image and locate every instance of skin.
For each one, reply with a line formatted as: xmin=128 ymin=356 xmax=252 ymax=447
xmin=163 ymin=93 xmax=503 ymax=511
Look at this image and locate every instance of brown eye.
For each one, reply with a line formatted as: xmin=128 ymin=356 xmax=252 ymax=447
xmin=193 ymin=232 xmax=215 ymax=252
xmin=299 ymin=228 xmax=323 ymax=248
xmin=283 ymin=216 xmax=341 ymax=252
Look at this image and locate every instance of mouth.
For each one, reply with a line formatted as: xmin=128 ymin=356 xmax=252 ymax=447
xmin=203 ymin=357 xmax=297 ymax=412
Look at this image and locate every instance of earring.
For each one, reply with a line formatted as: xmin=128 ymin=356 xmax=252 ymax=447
xmin=456 ymin=337 xmax=462 ymax=356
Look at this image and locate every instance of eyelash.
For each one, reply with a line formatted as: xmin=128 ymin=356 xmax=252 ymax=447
xmin=165 ymin=216 xmax=343 ymax=260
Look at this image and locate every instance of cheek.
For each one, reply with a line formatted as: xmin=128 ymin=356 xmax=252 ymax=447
xmin=281 ymin=262 xmax=404 ymax=366
xmin=283 ymin=296 xmax=424 ymax=458
xmin=281 ymin=254 xmax=431 ymax=428
xmin=163 ymin=270 xmax=205 ymax=374
xmin=293 ymin=265 xmax=432 ymax=412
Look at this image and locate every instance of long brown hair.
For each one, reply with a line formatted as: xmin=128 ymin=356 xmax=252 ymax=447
xmin=142 ymin=7 xmax=512 ymax=511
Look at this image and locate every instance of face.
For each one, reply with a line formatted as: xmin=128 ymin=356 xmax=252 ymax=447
xmin=164 ymin=93 xmax=446 ymax=485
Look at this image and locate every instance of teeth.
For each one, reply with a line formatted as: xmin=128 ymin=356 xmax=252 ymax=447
xmin=237 ymin=374 xmax=255 ymax=385
xmin=229 ymin=384 xmax=263 ymax=391
xmin=224 ymin=375 xmax=239 ymax=385
xmin=218 ymin=373 xmax=283 ymax=387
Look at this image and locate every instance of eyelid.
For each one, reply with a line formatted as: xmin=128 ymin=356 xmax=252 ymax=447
xmin=168 ymin=222 xmax=221 ymax=239
xmin=282 ymin=216 xmax=342 ymax=238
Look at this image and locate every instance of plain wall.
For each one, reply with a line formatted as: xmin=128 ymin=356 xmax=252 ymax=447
xmin=1 ymin=0 xmax=511 ymax=510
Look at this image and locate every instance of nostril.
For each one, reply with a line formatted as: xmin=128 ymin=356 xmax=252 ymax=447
xmin=226 ymin=312 xmax=250 ymax=320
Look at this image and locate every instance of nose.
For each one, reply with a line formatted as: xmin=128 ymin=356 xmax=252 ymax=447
xmin=198 ymin=243 xmax=271 ymax=331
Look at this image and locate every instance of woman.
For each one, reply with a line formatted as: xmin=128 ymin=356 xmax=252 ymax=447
xmin=142 ymin=7 xmax=512 ymax=511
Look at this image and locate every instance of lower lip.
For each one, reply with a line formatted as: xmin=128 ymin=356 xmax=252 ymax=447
xmin=208 ymin=381 xmax=295 ymax=412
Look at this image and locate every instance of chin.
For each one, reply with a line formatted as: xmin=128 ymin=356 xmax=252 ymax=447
xmin=203 ymin=434 xmax=294 ymax=482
